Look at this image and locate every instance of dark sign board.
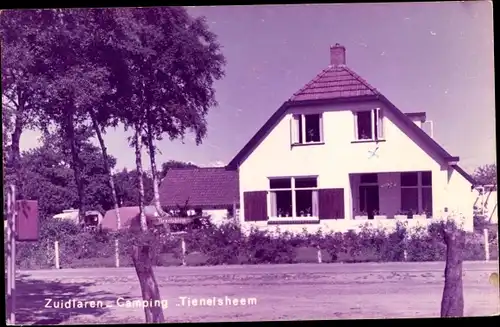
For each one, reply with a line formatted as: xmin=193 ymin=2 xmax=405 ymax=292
xmin=15 ymin=200 xmax=39 ymax=242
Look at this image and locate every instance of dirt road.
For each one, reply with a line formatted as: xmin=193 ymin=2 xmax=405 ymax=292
xmin=13 ymin=261 xmax=499 ymax=324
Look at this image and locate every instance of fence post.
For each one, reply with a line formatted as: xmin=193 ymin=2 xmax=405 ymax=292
xmin=7 ymin=185 xmax=16 ymax=325
xmin=114 ymin=239 xmax=120 ymax=268
xmin=484 ymin=228 xmax=490 ymax=262
xmin=181 ymin=235 xmax=186 ymax=266
xmin=54 ymin=240 xmax=60 ymax=269
xmin=317 ymin=245 xmax=322 ymax=264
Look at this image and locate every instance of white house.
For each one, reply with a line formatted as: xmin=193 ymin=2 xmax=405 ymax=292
xmin=158 ymin=44 xmax=477 ymax=234
xmin=226 ymin=44 xmax=477 ymax=233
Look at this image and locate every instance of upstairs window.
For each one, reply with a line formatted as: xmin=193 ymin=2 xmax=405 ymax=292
xmin=354 ymin=108 xmax=384 ymax=141
xmin=291 ymin=113 xmax=324 ymax=145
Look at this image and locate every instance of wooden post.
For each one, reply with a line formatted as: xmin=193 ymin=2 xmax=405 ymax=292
xmin=317 ymin=245 xmax=322 ymax=264
xmin=403 ymin=250 xmax=408 ymax=261
xmin=6 ymin=185 xmax=16 ymax=325
xmin=54 ymin=241 xmax=60 ymax=269
xmin=484 ymin=228 xmax=490 ymax=262
xmin=115 ymin=204 xmax=121 ymax=268
xmin=115 ymin=239 xmax=120 ymax=268
xmin=181 ymin=235 xmax=186 ymax=266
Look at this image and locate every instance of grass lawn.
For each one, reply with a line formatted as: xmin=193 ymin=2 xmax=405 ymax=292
xmin=12 ymin=262 xmax=499 ymax=324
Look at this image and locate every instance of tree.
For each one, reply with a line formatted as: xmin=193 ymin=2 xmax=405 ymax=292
xmin=1 ymin=9 xmax=54 ymax=191
xmin=107 ymin=7 xmax=226 ymax=322
xmin=473 ymin=164 xmax=497 ymax=186
xmin=159 ymin=160 xmax=198 ymax=180
xmin=5 ymin=134 xmax=118 ymax=219
xmin=440 ymin=220 xmax=465 ymax=317
xmin=113 ymin=168 xmax=154 ymax=207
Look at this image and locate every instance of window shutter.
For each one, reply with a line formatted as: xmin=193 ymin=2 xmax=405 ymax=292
xmin=269 ymin=191 xmax=277 ymax=217
xmin=353 ymin=112 xmax=358 ymax=141
xmin=318 ymin=188 xmax=345 ymax=219
xmin=377 ymin=108 xmax=384 ymax=139
xmin=319 ymin=114 xmax=324 ymax=142
xmin=243 ymin=191 xmax=268 ymax=221
xmin=290 ymin=115 xmax=300 ymax=145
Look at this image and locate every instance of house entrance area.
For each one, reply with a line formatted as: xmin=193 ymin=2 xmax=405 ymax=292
xmin=350 ymin=171 xmax=433 ymax=220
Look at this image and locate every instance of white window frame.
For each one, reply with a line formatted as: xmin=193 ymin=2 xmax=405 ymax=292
xmin=400 ymin=171 xmax=432 ymax=215
xmin=291 ymin=113 xmax=324 ymax=145
xmin=353 ymin=108 xmax=384 ymax=141
xmin=267 ymin=176 xmax=319 ymax=221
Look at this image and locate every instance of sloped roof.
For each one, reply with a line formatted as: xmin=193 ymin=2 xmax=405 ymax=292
xmin=100 ymin=205 xmax=159 ymax=231
xmin=290 ymin=65 xmax=379 ymax=102
xmin=158 ymin=167 xmax=239 ymax=209
xmin=227 ymin=46 xmax=475 ymax=186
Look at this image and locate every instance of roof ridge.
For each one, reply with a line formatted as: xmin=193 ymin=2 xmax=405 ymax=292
xmin=343 ymin=66 xmax=379 ymax=94
xmin=291 ymin=66 xmax=332 ymax=98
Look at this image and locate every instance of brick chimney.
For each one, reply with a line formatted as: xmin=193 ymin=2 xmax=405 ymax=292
xmin=330 ymin=43 xmax=346 ymax=66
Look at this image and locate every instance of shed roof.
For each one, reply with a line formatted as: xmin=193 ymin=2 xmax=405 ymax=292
xmin=158 ymin=167 xmax=239 ymax=209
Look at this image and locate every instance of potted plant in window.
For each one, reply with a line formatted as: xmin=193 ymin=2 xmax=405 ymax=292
xmin=277 ymin=208 xmax=284 ymax=218
xmin=413 ymin=211 xmax=427 ymax=220
xmin=374 ymin=211 xmax=387 ymax=220
xmin=354 ymin=210 xmax=368 ymax=220
xmin=394 ymin=210 xmax=407 ymax=220
xmin=305 ymin=207 xmax=312 ymax=217
xmin=299 ymin=210 xmax=305 ymax=217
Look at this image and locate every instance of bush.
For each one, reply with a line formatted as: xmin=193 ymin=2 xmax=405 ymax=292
xmin=10 ymin=216 xmax=496 ymax=269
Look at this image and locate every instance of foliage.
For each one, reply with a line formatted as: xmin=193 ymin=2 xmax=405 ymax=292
xmin=113 ymin=168 xmax=154 ymax=207
xmin=159 ymin=160 xmax=198 ymax=180
xmin=4 ymin=136 xmax=118 ymax=218
xmin=473 ymin=164 xmax=497 ymax=186
xmin=12 ymin=219 xmax=497 ymax=269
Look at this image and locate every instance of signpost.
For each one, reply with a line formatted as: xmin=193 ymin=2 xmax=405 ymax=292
xmin=6 ymin=185 xmax=39 ymax=325
xmin=6 ymin=185 xmax=17 ymax=325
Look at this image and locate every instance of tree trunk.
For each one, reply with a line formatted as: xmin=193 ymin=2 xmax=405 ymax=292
xmin=10 ymin=114 xmax=23 ymax=189
xmin=92 ymin=115 xmax=122 ymax=266
xmin=132 ymin=125 xmax=165 ymax=323
xmin=440 ymin=225 xmax=465 ymax=317
xmin=146 ymin=123 xmax=165 ymax=217
xmin=135 ymin=127 xmax=147 ymax=231
xmin=9 ymin=90 xmax=25 ymax=192
xmin=66 ymin=109 xmax=85 ymax=224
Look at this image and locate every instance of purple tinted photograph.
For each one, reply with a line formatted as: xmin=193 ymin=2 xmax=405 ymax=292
xmin=2 ymin=2 xmax=498 ymax=325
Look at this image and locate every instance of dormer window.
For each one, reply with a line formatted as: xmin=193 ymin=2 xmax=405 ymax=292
xmin=353 ymin=108 xmax=384 ymax=141
xmin=291 ymin=113 xmax=324 ymax=145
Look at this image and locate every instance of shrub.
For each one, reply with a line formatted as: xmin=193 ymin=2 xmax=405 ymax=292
xmin=244 ymin=228 xmax=296 ymax=264
xmin=185 ymin=221 xmax=245 ymax=265
xmin=11 ymin=215 xmax=496 ymax=269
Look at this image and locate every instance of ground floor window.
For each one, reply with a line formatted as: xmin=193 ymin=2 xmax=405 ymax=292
xmin=400 ymin=171 xmax=433 ymax=216
xmin=269 ymin=176 xmax=318 ymax=218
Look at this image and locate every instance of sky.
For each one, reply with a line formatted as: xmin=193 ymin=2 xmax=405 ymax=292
xmin=19 ymin=2 xmax=495 ymax=173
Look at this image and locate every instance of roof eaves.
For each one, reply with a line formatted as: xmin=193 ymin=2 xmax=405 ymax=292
xmin=451 ymin=164 xmax=477 ymax=187
xmin=377 ymin=94 xmax=458 ymax=162
xmin=228 ymin=102 xmax=290 ymax=168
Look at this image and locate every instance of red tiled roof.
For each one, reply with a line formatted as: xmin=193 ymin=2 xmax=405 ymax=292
xmin=158 ymin=168 xmax=239 ymax=209
xmin=290 ymin=66 xmax=379 ymax=102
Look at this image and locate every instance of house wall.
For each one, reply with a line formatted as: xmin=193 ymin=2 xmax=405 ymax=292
xmin=238 ymin=100 xmax=474 ymax=233
xmin=186 ymin=209 xmax=230 ymax=226
xmin=204 ymin=209 xmax=230 ymax=226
